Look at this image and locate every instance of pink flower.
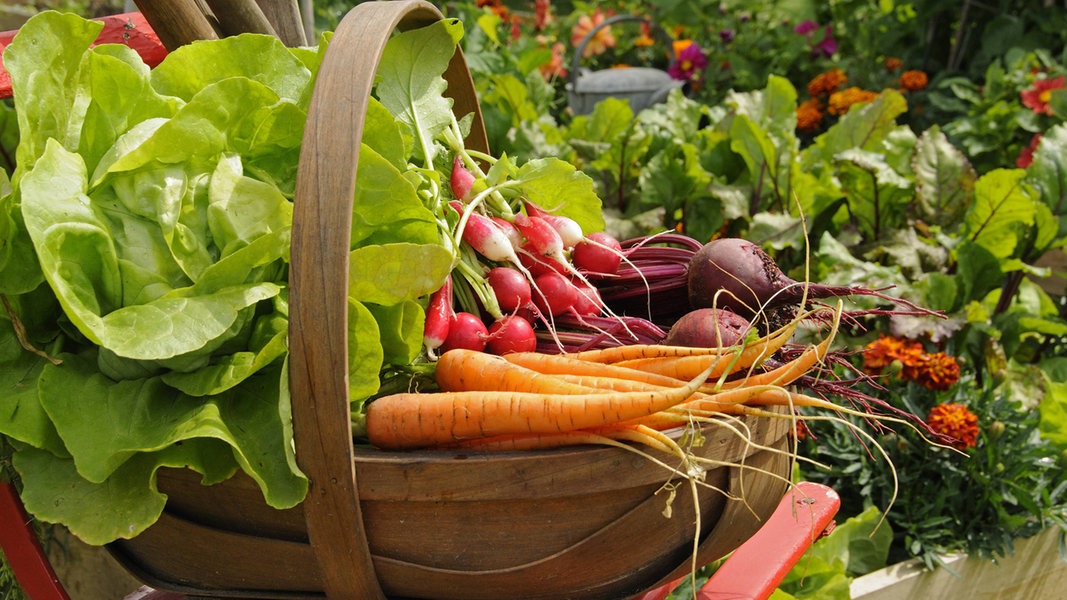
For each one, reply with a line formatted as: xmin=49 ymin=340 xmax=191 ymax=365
xmin=571 ymin=9 xmax=616 ymax=58
xmin=812 ymin=25 xmax=837 ymax=58
xmin=668 ymin=40 xmax=708 ymax=83
xmin=794 ymin=20 xmax=819 ymax=35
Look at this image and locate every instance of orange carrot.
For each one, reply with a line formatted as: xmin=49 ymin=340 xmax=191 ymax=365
xmin=435 ymin=348 xmax=599 ymax=394
xmin=715 ymin=328 xmax=836 ymax=390
xmin=503 ymin=351 xmax=696 ymax=388
xmin=365 ymin=360 xmax=719 ymax=450
xmin=569 ymin=319 xmax=797 ymax=364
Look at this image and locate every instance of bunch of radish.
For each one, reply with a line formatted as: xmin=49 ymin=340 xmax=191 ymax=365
xmin=422 ymin=156 xmax=649 ymax=358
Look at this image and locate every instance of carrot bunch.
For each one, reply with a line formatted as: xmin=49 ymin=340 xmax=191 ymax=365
xmin=364 ymin=308 xmax=845 ymax=452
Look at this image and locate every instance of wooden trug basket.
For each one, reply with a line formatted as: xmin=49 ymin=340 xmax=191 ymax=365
xmin=107 ymin=2 xmax=791 ymax=598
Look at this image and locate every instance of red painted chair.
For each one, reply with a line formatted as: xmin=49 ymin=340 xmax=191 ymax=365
xmin=2 ymin=479 xmax=838 ymax=600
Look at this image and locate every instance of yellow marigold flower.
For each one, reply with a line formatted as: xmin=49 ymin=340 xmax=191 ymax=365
xmin=796 ymin=98 xmax=825 ymax=132
xmin=807 ymin=68 xmax=847 ymax=97
xmin=862 ymin=335 xmax=923 ymax=374
xmin=906 ymin=352 xmax=961 ymax=391
xmin=900 ymin=70 xmax=928 ymax=92
xmin=828 ymin=87 xmax=879 ymax=115
xmin=885 ymin=57 xmax=903 ymax=72
xmin=927 ymin=403 xmax=979 ymax=451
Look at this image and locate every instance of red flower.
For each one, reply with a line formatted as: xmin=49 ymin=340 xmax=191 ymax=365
xmin=1016 ymin=133 xmax=1044 ymax=168
xmin=534 ymin=0 xmax=553 ymax=31
xmin=927 ymin=403 xmax=979 ymax=451
xmin=1021 ymin=75 xmax=1066 ymax=115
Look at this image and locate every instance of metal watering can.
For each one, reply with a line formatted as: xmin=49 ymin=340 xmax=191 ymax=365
xmin=567 ymin=14 xmax=684 ymax=115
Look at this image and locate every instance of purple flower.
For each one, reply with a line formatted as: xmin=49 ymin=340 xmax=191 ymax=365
xmin=812 ymin=25 xmax=837 ymax=57
xmin=719 ymin=28 xmax=735 ymax=43
xmin=793 ymin=19 xmax=819 ymax=35
xmin=668 ymin=41 xmax=708 ymax=83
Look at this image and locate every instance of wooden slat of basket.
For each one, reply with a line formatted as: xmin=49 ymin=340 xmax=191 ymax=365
xmin=288 ymin=1 xmax=489 ymax=598
xmin=132 ymin=0 xmax=219 ymax=50
xmin=256 ymin=0 xmax=307 ymax=46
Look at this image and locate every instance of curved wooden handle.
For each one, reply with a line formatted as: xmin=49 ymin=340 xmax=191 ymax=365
xmin=289 ymin=1 xmax=487 ymax=597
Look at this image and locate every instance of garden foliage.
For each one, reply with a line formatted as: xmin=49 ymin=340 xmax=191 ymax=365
xmin=441 ymin=0 xmax=1067 ymax=591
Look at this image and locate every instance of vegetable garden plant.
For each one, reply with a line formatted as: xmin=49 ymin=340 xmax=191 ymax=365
xmin=3 ymin=1 xmax=1067 ymax=599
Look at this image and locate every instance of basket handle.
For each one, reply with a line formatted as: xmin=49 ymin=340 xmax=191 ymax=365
xmin=289 ymin=1 xmax=488 ymax=598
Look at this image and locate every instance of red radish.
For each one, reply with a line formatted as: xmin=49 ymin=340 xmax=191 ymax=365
xmin=485 ymin=314 xmax=537 ymax=354
xmin=450 ymin=201 xmax=522 ymax=266
xmin=523 ymin=201 xmax=584 ymax=248
xmin=423 ymin=275 xmax=454 ymax=353
xmin=687 ymin=237 xmax=934 ymax=318
xmin=570 ymin=279 xmax=605 ymax=317
xmin=532 ymin=271 xmax=577 ymax=317
xmin=487 ymin=267 xmax=532 ymax=313
xmin=441 ymin=312 xmax=488 ymax=352
xmin=450 ymin=155 xmax=475 ymax=201
xmin=664 ymin=307 xmax=753 ymax=348
xmin=519 ymin=242 xmax=569 ymax=277
xmin=513 ymin=213 xmax=568 ymax=266
xmin=572 ymin=232 xmax=623 ymax=275
xmin=491 ymin=216 xmax=523 ymax=248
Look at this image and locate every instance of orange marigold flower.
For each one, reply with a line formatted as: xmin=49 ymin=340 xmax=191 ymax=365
xmin=796 ymin=98 xmax=825 ymax=132
xmin=899 ymin=70 xmax=928 ymax=92
xmin=828 ymin=87 xmax=879 ymax=115
xmin=807 ymin=68 xmax=847 ymax=97
xmin=538 ymin=41 xmax=567 ymax=81
xmin=634 ymin=21 xmax=655 ymax=47
xmin=862 ymin=335 xmax=924 ymax=374
xmin=885 ymin=57 xmax=903 ymax=72
xmin=906 ymin=352 xmax=961 ymax=391
xmin=571 ymin=9 xmax=616 ymax=58
xmin=476 ymin=0 xmax=509 ymax=21
xmin=927 ymin=403 xmax=979 ymax=451
xmin=1021 ymin=75 xmax=1066 ymax=116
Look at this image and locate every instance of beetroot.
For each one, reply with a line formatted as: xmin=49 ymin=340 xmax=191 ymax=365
xmin=664 ymin=307 xmax=753 ymax=348
xmin=686 ymin=237 xmax=931 ymax=319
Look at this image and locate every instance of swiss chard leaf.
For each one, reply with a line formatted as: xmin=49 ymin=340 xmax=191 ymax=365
xmin=376 ymin=18 xmax=464 ymax=167
xmin=964 ymin=168 xmax=1035 ymax=258
xmin=1024 ymin=123 xmax=1067 ymax=242
xmin=515 ymin=157 xmax=606 ymax=234
xmin=911 ymin=125 xmax=976 ymax=230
